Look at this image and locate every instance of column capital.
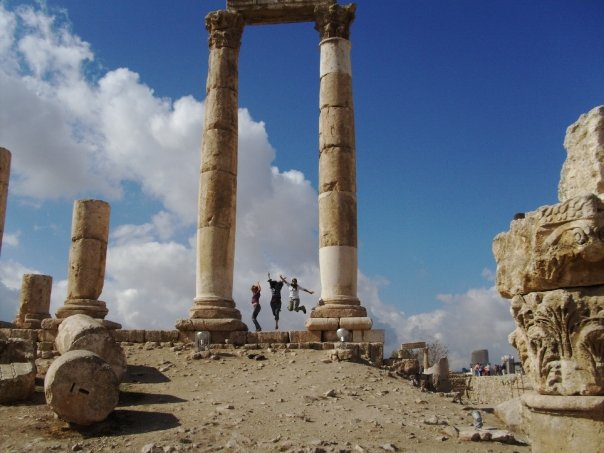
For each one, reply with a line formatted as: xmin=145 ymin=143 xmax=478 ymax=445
xmin=314 ymin=3 xmax=356 ymax=40
xmin=205 ymin=10 xmax=244 ymax=50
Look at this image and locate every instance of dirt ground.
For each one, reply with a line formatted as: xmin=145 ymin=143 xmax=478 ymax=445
xmin=0 ymin=343 xmax=529 ymax=452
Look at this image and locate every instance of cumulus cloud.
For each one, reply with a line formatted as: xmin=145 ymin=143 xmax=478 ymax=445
xmin=0 ymin=3 xmax=518 ymax=371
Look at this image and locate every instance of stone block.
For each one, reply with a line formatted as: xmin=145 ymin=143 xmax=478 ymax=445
xmin=305 ymin=317 xmax=339 ymax=331
xmin=494 ymin=194 xmax=604 ymax=297
xmin=319 ymin=72 xmax=353 ymax=109
xmin=318 ymin=191 xmax=357 ymax=247
xmin=204 ymin=87 xmax=238 ymax=132
xmin=319 ymin=146 xmax=355 ymax=195
xmin=255 ymin=331 xmax=289 ymax=344
xmin=559 ymin=105 xmax=604 ymax=201
xmin=228 ymin=331 xmax=248 ymax=346
xmin=226 ymin=0 xmax=332 ymax=25
xmin=206 ymin=47 xmax=239 ymax=90
xmin=144 ymin=331 xmax=163 ymax=342
xmin=201 ymin=128 xmax=238 ymax=173
xmin=0 ymin=362 xmax=36 ymax=403
xmin=322 ymin=331 xmax=339 ymax=342
xmin=37 ymin=341 xmax=55 ymax=352
xmin=362 ymin=329 xmax=385 ymax=343
xmin=160 ymin=330 xmax=180 ymax=342
xmin=44 ymin=349 xmax=119 ymax=425
xmin=71 ymin=200 xmax=110 ymax=242
xmin=66 ymin=238 xmax=107 ymax=299
xmin=367 ymin=343 xmax=384 ymax=367
xmin=400 ymin=341 xmax=427 ymax=350
xmin=0 ymin=338 xmax=36 ymax=363
xmin=339 ymin=317 xmax=372 ymax=331
xmin=7 ymin=329 xmax=38 ymax=341
xmin=288 ymin=331 xmax=321 ymax=343
xmin=55 ymin=314 xmax=126 ymax=381
xmin=319 ymin=106 xmax=355 ymax=150
xmin=110 ymin=330 xmax=129 ymax=342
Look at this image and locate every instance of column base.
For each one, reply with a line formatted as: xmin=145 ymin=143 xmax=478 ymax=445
xmin=522 ymin=393 xmax=604 ymax=452
xmin=14 ymin=313 xmax=51 ymax=329
xmin=305 ymin=316 xmax=373 ymax=331
xmin=56 ymin=299 xmax=109 ymax=319
xmin=310 ymin=304 xmax=367 ymax=318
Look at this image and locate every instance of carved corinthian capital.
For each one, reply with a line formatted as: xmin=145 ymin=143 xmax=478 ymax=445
xmin=509 ymin=287 xmax=604 ymax=396
xmin=314 ymin=3 xmax=356 ymax=40
xmin=205 ymin=10 xmax=244 ymax=50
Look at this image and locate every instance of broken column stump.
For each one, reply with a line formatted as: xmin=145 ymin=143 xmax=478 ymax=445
xmin=44 ymin=349 xmax=119 ymax=425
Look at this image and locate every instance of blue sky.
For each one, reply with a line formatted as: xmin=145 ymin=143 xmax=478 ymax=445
xmin=1 ymin=0 xmax=603 ymax=368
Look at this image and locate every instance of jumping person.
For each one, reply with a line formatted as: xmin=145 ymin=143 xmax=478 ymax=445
xmin=267 ymin=272 xmax=284 ymax=330
xmin=280 ymin=275 xmax=314 ymax=315
xmin=250 ymin=281 xmax=262 ymax=332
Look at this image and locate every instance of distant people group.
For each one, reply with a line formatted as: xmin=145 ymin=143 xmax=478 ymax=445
xmin=250 ymin=273 xmax=315 ymax=332
xmin=472 ymin=363 xmax=504 ymax=376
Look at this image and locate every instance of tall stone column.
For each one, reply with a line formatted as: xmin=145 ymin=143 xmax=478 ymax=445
xmin=14 ymin=274 xmax=52 ymax=329
xmin=308 ymin=3 xmax=371 ymax=332
xmin=177 ymin=10 xmax=247 ymax=337
xmin=0 ymin=147 xmax=11 ymax=255
xmin=56 ymin=200 xmax=111 ymax=320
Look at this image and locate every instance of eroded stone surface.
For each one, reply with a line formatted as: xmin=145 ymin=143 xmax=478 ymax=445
xmin=44 ymin=349 xmax=119 ymax=425
xmin=559 ymin=105 xmax=604 ymax=202
xmin=509 ymin=287 xmax=604 ymax=396
xmin=0 ymin=362 xmax=35 ymax=403
xmin=493 ymin=194 xmax=604 ymax=298
xmin=14 ymin=274 xmax=52 ymax=329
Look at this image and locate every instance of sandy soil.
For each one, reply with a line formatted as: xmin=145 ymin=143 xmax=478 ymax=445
xmin=0 ymin=343 xmax=529 ymax=452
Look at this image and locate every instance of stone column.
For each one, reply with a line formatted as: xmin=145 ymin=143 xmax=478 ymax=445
xmin=176 ymin=10 xmax=247 ymax=337
xmin=56 ymin=200 xmax=110 ymax=320
xmin=14 ymin=274 xmax=52 ymax=329
xmin=0 ymin=147 xmax=11 ymax=255
xmin=308 ymin=3 xmax=371 ymax=331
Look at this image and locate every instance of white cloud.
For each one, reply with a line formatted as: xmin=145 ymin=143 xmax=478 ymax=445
xmin=2 ymin=230 xmax=20 ymax=247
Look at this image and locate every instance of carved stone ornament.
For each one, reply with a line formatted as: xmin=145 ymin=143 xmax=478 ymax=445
xmin=493 ymin=194 xmax=604 ymax=298
xmin=314 ymin=3 xmax=356 ymax=40
xmin=509 ymin=286 xmax=604 ymax=396
xmin=205 ymin=10 xmax=244 ymax=50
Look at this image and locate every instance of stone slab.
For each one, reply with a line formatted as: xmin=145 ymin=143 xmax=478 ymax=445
xmin=0 ymin=362 xmax=36 ymax=403
xmin=400 ymin=341 xmax=427 ymax=350
xmin=289 ymin=331 xmax=322 ymax=343
xmin=227 ymin=0 xmax=334 ymax=24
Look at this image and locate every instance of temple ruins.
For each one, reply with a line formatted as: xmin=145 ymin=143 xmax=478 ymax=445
xmin=493 ymin=105 xmax=604 ymax=451
xmin=176 ymin=0 xmax=377 ymax=343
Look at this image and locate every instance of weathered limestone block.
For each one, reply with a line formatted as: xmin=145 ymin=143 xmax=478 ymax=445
xmin=522 ymin=393 xmax=604 ymax=452
xmin=424 ymin=357 xmax=452 ymax=392
xmin=319 ymin=72 xmax=353 ymax=108
xmin=339 ymin=317 xmax=372 ymax=330
xmin=509 ymin=287 xmax=604 ymax=396
xmin=319 ymin=146 xmax=355 ymax=194
xmin=203 ymin=88 xmax=238 ymax=131
xmin=319 ymin=192 xmax=357 ymax=247
xmin=393 ymin=358 xmax=420 ymax=376
xmin=206 ymin=47 xmax=239 ymax=89
xmin=319 ymin=106 xmax=355 ymax=150
xmin=66 ymin=238 xmax=107 ymax=299
xmin=310 ymin=303 xmax=366 ymax=318
xmin=289 ymin=330 xmax=322 ymax=343
xmin=198 ymin=172 xmax=237 ymax=227
xmin=0 ymin=362 xmax=36 ymax=404
xmin=559 ymin=105 xmax=604 ymax=202
xmin=0 ymin=337 xmax=35 ymax=364
xmin=0 ymin=337 xmax=36 ymax=403
xmin=493 ymin=194 xmax=604 ymax=297
xmin=14 ymin=274 xmax=52 ymax=328
xmin=44 ymin=349 xmax=119 ymax=425
xmin=71 ymin=199 xmax=110 ymax=241
xmin=55 ymin=314 xmax=126 ymax=381
xmin=305 ymin=317 xmax=339 ymax=331
xmin=0 ymin=147 xmax=10 ymax=255
xmin=201 ymin=129 xmax=238 ymax=173
xmin=227 ymin=0 xmax=334 ymax=25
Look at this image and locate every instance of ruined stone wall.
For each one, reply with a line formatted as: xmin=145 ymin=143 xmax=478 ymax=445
xmin=464 ymin=375 xmax=532 ymax=406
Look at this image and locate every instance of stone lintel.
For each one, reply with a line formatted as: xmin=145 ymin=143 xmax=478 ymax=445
xmin=227 ymin=0 xmax=335 ymax=25
xmin=400 ymin=341 xmax=427 ymax=350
